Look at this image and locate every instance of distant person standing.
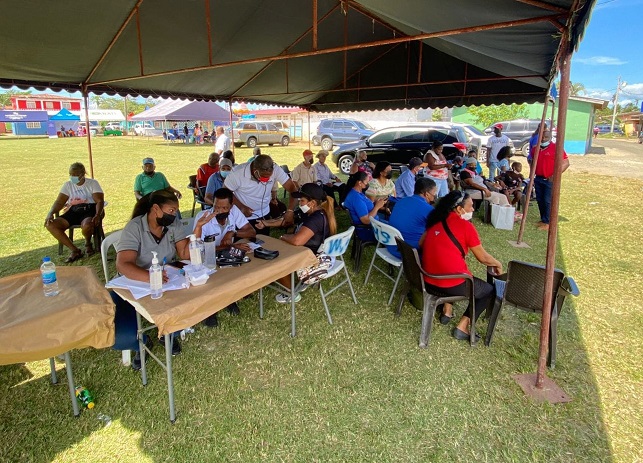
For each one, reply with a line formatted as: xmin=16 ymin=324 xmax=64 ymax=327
xmin=486 ymin=124 xmax=511 ymax=180
xmin=593 ymin=126 xmax=599 ymax=139
xmin=533 ymin=129 xmax=569 ymax=231
xmin=214 ymin=126 xmax=230 ymax=155
xmin=183 ymin=123 xmax=189 ymax=143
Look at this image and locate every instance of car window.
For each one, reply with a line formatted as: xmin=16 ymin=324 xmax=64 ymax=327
xmin=267 ymin=124 xmax=278 ymax=131
xmin=332 ymin=122 xmax=344 ymax=130
xmin=464 ymin=125 xmax=484 ymax=136
xmin=427 ymin=129 xmax=449 ymax=143
xmin=369 ymin=129 xmax=398 ymax=144
xmin=394 ymin=128 xmax=427 ymax=143
xmin=453 ymin=127 xmax=468 ymax=142
xmin=243 ymin=123 xmax=257 ymax=130
xmin=508 ymin=121 xmax=526 ymax=132
xmin=256 ymin=123 xmax=266 ymax=131
xmin=354 ymin=121 xmax=375 ymax=130
xmin=320 ymin=120 xmax=331 ymax=129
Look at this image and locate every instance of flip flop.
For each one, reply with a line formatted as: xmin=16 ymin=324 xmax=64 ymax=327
xmin=65 ymin=250 xmax=84 ymax=263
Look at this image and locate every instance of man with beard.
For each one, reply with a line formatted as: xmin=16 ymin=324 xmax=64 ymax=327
xmin=134 ymin=157 xmax=183 ymax=201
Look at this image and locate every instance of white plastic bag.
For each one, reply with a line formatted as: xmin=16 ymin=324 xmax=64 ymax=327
xmin=491 ymin=204 xmax=515 ymax=230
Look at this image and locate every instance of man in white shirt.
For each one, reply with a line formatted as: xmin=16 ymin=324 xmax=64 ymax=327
xmin=223 ymin=154 xmax=299 ymax=234
xmin=193 ymin=187 xmax=256 ymax=326
xmin=486 ymin=124 xmax=512 ymax=180
xmin=291 ymin=149 xmax=318 ymax=189
xmin=313 ymin=150 xmax=344 ymax=206
xmin=214 ymin=126 xmax=230 ymax=155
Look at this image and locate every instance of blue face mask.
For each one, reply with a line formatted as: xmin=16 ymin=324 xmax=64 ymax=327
xmin=69 ymin=176 xmax=81 ymax=185
xmin=220 ymin=170 xmax=229 ymax=178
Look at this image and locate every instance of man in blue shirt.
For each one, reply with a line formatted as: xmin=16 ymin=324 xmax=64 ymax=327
xmin=387 ymin=177 xmax=437 ymax=258
xmin=395 ymin=157 xmax=423 ymax=198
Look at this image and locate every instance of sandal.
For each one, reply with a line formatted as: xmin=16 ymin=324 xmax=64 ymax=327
xmin=65 ymin=250 xmax=84 ymax=263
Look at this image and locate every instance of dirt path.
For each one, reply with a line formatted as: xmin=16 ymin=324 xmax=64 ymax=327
xmin=567 ymin=138 xmax=643 ymax=181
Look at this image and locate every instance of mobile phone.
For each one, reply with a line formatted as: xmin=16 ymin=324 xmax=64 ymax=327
xmin=167 ymin=261 xmax=187 ymax=269
xmin=253 ymin=238 xmax=265 ymax=246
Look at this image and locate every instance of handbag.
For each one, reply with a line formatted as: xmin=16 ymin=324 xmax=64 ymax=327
xmin=490 ymin=204 xmax=515 ymax=230
xmin=296 ymin=253 xmax=333 ymax=284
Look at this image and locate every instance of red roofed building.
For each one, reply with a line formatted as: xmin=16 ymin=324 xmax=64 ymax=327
xmin=11 ymin=93 xmax=81 ymax=112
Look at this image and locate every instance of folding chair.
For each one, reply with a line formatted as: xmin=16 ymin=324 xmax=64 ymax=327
xmin=317 ymin=226 xmax=358 ymax=323
xmin=485 ymin=261 xmax=580 ymax=369
xmin=57 ymin=205 xmax=106 ymax=255
xmin=395 ymin=238 xmax=476 ymax=347
xmin=188 ymin=175 xmax=209 ymax=217
xmin=364 ymin=217 xmax=404 ymax=305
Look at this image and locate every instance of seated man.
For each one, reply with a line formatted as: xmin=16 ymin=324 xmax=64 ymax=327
xmin=193 ymin=188 xmax=256 ymax=327
xmin=394 ymin=157 xmax=423 ymax=199
xmin=204 ymin=158 xmax=233 ymax=205
xmin=197 ymin=152 xmax=220 ymax=197
xmin=134 ymin=157 xmax=183 ymax=201
xmin=291 ymin=149 xmax=317 ymax=190
xmin=459 ymin=157 xmax=510 ymax=206
xmin=387 ymin=178 xmax=436 ymax=258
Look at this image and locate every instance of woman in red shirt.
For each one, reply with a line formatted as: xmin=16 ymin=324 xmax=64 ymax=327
xmin=421 ymin=191 xmax=503 ymax=341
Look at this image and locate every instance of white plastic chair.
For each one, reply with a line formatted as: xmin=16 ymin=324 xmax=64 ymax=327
xmin=364 ymin=217 xmax=404 ymax=305
xmin=100 ymin=230 xmax=131 ymax=365
xmin=317 ymin=226 xmax=358 ymax=323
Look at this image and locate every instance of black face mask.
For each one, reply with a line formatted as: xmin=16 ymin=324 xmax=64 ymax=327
xmin=362 ymin=184 xmax=369 ymax=194
xmin=156 ymin=213 xmax=176 ymax=227
xmin=215 ymin=212 xmax=229 ymax=222
xmin=144 ymin=171 xmax=155 ymax=177
xmin=385 ymin=172 xmax=392 ymax=179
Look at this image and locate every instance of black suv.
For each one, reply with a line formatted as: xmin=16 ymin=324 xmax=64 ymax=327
xmin=484 ymin=119 xmax=550 ymax=156
xmin=331 ymin=125 xmax=469 ymax=174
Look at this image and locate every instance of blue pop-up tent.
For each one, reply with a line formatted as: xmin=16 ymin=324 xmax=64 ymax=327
xmin=49 ymin=108 xmax=80 ymax=121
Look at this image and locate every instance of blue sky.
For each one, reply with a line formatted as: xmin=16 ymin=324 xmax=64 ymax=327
xmin=571 ymin=0 xmax=643 ymax=105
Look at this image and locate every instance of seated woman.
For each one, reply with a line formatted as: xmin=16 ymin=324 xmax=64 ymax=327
xmin=496 ymin=146 xmax=513 ymax=174
xmin=497 ymin=161 xmax=524 ymax=206
xmin=255 ymin=183 xmax=337 ymax=303
xmin=420 ymin=191 xmax=503 ymax=340
xmin=44 ymin=162 xmax=104 ymax=263
xmin=343 ymin=171 xmax=386 ymax=242
xmin=423 ymin=140 xmax=450 ymax=197
xmin=349 ymin=150 xmax=375 ymax=182
xmin=367 ymin=161 xmax=396 ymax=210
xmin=112 ymin=190 xmax=190 ymax=369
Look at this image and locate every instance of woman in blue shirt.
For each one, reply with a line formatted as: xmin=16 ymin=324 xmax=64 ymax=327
xmin=343 ymin=171 xmax=386 ymax=241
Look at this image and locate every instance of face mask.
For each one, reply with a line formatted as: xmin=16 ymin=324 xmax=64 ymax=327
xmin=69 ymin=176 xmax=81 ymax=185
xmin=156 ymin=213 xmax=176 ymax=227
xmin=299 ymin=204 xmax=310 ymax=214
xmin=144 ymin=171 xmax=155 ymax=176
xmin=254 ymin=170 xmax=270 ymax=183
xmin=461 ymin=211 xmax=473 ymax=221
xmin=362 ymin=184 xmax=369 ymax=194
xmin=215 ymin=212 xmax=229 ymax=222
xmin=540 ymin=141 xmax=551 ymax=148
xmin=305 ymin=157 xmax=313 ymax=164
xmin=385 ymin=172 xmax=392 ymax=179
xmin=220 ymin=170 xmax=229 ymax=178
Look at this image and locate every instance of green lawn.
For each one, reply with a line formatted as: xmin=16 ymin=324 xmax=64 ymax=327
xmin=0 ymin=136 xmax=641 ymax=462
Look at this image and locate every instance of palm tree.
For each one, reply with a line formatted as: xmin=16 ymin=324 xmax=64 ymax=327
xmin=570 ymin=82 xmax=586 ymax=96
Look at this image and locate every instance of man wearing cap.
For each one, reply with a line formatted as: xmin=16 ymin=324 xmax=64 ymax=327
xmin=533 ymin=129 xmax=569 ymax=231
xmin=460 ymin=157 xmax=510 ymax=206
xmin=204 ymin=158 xmax=234 ymax=206
xmin=486 ymin=124 xmax=512 ymax=180
xmin=134 ymin=158 xmax=183 ymax=201
xmin=223 ymin=154 xmax=299 ymax=234
xmin=291 ymin=149 xmax=318 ymax=190
xmin=313 ymin=150 xmax=345 ymax=205
xmin=196 ymin=152 xmax=220 ymax=196
xmin=394 ymin=157 xmax=423 ymax=199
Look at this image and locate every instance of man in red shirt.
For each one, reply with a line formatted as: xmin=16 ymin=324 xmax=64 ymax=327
xmin=533 ymin=129 xmax=569 ymax=231
xmin=196 ymin=152 xmax=220 ymax=196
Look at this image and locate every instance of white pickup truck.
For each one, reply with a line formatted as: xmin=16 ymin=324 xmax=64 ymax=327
xmin=133 ymin=123 xmax=161 ymax=136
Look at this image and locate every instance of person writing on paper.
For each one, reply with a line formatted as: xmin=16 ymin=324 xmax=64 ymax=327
xmin=112 ymin=190 xmax=190 ymax=369
xmin=193 ymin=187 xmax=256 ymax=327
xmin=420 ymin=191 xmax=502 ymax=341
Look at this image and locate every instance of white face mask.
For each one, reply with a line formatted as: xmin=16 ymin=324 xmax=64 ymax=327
xmin=461 ymin=211 xmax=473 ymax=221
xmin=299 ymin=204 xmax=310 ymax=214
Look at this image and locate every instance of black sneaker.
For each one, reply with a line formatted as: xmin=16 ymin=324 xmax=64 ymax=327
xmin=159 ymin=335 xmax=182 ymax=355
xmin=131 ymin=351 xmax=141 ymax=371
xmin=204 ymin=313 xmax=219 ymax=328
xmin=226 ymin=302 xmax=240 ymax=316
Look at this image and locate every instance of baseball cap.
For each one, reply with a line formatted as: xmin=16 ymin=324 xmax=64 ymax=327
xmin=219 ymin=158 xmax=233 ymax=169
xmin=302 ymin=149 xmax=314 ymax=157
xmin=408 ymin=157 xmax=423 ymax=169
xmin=142 ymin=157 xmax=154 ymax=165
xmin=316 ymin=150 xmax=329 ymax=158
xmin=292 ymin=183 xmax=327 ymax=201
xmin=493 ymin=123 xmax=503 ymax=130
xmin=465 ymin=157 xmax=478 ymax=166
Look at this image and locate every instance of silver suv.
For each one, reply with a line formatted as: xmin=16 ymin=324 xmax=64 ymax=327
xmin=229 ymin=121 xmax=290 ymax=148
xmin=314 ymin=118 xmax=375 ymax=151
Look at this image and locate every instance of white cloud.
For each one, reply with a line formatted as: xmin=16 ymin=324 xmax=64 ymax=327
xmin=621 ymin=83 xmax=643 ymax=100
xmin=575 ymin=56 xmax=627 ymax=65
xmin=585 ymin=88 xmax=614 ymax=100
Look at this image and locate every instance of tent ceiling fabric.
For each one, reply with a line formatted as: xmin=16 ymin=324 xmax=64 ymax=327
xmin=0 ymin=0 xmax=595 ymax=111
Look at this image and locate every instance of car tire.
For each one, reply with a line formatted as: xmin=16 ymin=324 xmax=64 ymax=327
xmin=321 ymin=137 xmax=333 ymax=151
xmin=312 ymin=136 xmax=320 ymax=146
xmin=246 ymin=137 xmax=257 ymax=148
xmin=268 ymin=143 xmax=274 ymax=146
xmin=338 ymin=154 xmax=354 ymax=175
xmin=281 ymin=136 xmax=290 ymax=146
xmin=234 ymin=142 xmax=242 ymax=148
xmin=520 ymin=141 xmax=530 ymax=157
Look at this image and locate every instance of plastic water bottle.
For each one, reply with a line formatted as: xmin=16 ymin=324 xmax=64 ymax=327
xmin=149 ymin=251 xmax=163 ymax=299
xmin=75 ymin=386 xmax=95 ymax=409
xmin=188 ymin=234 xmax=203 ymax=268
xmin=40 ymin=257 xmax=60 ymax=296
xmin=203 ymin=234 xmax=217 ymax=269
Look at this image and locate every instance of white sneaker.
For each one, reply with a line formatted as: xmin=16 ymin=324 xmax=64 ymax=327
xmin=275 ymin=293 xmax=302 ymax=303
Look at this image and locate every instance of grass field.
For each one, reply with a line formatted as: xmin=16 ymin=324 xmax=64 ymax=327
xmin=0 ymin=136 xmax=641 ymax=462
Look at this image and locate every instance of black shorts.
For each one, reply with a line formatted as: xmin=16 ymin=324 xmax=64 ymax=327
xmin=60 ymin=203 xmax=97 ymax=226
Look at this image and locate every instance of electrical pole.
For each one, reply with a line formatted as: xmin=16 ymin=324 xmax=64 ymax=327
xmin=610 ymin=76 xmax=625 ymax=133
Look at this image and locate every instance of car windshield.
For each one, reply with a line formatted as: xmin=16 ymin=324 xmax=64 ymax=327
xmin=354 ymin=121 xmax=375 ymax=130
xmin=464 ymin=125 xmax=484 ymax=136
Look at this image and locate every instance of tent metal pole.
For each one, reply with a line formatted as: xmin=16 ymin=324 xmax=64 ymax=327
xmin=308 ymin=110 xmax=311 ymax=150
xmin=229 ymin=98 xmax=234 ymax=155
xmin=536 ymin=34 xmax=571 ymax=389
xmin=82 ymin=88 xmax=94 ymax=178
xmin=515 ymin=95 xmax=549 ymax=244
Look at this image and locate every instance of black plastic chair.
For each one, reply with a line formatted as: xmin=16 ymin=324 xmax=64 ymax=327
xmin=484 ymin=260 xmax=580 ymax=369
xmin=349 ymin=224 xmax=376 ymax=273
xmin=395 ymin=238 xmax=476 ymax=347
xmin=56 ymin=209 xmax=105 ymax=255
xmin=280 ymin=165 xmax=291 ymax=199
xmin=188 ymin=175 xmax=209 ymax=217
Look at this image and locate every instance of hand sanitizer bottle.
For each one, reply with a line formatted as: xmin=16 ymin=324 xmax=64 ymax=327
xmin=149 ymin=251 xmax=163 ymax=299
xmin=188 ymin=234 xmax=203 ymax=268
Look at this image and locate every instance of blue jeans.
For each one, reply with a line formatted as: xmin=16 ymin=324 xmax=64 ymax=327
xmin=432 ymin=178 xmax=449 ymax=197
xmin=488 ymin=161 xmax=500 ymax=180
xmin=534 ymin=176 xmax=553 ymax=224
